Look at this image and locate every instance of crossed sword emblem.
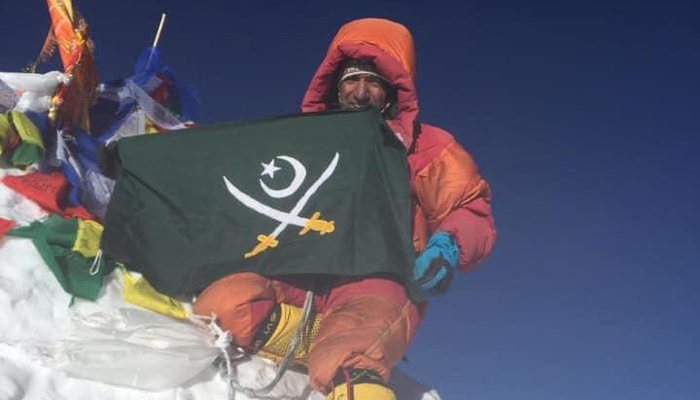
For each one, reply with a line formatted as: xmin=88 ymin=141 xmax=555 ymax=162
xmin=222 ymin=152 xmax=340 ymax=258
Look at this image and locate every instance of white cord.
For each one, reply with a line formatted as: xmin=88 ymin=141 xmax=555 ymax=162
xmin=204 ymin=290 xmax=315 ymax=399
xmin=89 ymin=249 xmax=103 ymax=275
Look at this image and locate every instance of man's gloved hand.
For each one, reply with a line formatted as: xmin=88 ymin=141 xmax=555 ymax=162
xmin=413 ymin=231 xmax=459 ymax=295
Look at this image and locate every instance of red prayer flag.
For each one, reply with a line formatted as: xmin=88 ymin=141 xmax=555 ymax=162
xmin=0 ymin=218 xmax=16 ymax=239
xmin=1 ymin=172 xmax=95 ymax=221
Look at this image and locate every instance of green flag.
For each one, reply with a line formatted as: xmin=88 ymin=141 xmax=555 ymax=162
xmin=102 ymin=109 xmax=420 ymax=300
xmin=8 ymin=215 xmax=115 ymax=301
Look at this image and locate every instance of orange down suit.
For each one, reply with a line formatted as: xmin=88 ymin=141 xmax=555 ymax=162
xmin=193 ymin=18 xmax=496 ymax=393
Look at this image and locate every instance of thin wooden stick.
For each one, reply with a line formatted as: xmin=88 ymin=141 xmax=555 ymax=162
xmin=152 ymin=13 xmax=167 ymax=48
xmin=145 ymin=13 xmax=167 ymax=70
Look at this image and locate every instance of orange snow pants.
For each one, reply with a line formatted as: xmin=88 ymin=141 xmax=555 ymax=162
xmin=192 ymin=272 xmax=422 ymax=393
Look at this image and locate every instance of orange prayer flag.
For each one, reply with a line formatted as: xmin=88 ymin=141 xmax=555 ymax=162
xmin=46 ymin=0 xmax=77 ymax=69
xmin=44 ymin=0 xmax=97 ymax=132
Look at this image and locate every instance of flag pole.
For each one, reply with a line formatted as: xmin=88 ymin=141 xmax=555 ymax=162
xmin=152 ymin=13 xmax=167 ymax=48
xmin=145 ymin=12 xmax=167 ymax=70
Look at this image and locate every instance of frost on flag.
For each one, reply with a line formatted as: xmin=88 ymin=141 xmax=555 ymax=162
xmin=102 ymin=109 xmax=417 ymax=299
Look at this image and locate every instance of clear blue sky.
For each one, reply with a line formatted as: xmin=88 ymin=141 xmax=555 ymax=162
xmin=3 ymin=1 xmax=699 ymax=399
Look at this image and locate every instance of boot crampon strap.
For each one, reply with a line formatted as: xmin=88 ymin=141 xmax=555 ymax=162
xmin=327 ymin=369 xmax=397 ymax=400
xmin=252 ymin=303 xmax=322 ymax=366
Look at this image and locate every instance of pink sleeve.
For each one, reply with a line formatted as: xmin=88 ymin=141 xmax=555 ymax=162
xmin=437 ymin=196 xmax=496 ymax=271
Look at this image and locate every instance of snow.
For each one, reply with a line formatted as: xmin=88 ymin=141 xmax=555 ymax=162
xmin=0 ymin=168 xmax=442 ymax=400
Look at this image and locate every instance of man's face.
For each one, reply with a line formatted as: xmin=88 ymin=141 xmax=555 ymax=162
xmin=338 ymin=74 xmax=388 ymax=110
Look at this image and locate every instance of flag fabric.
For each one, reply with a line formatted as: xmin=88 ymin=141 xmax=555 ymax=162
xmin=7 ymin=215 xmax=115 ymax=300
xmin=0 ymin=113 xmax=17 ymax=158
xmin=131 ymin=46 xmax=200 ymax=123
xmin=0 ymin=218 xmax=16 ymax=239
xmin=102 ymin=109 xmax=420 ymax=301
xmin=45 ymin=0 xmax=97 ymax=132
xmin=55 ymin=129 xmax=116 ymax=219
xmin=0 ymin=111 xmax=45 ymax=167
xmin=1 ymin=172 xmax=95 ymax=221
xmin=0 ymin=79 xmax=18 ymax=112
xmin=121 ymin=267 xmax=189 ymax=319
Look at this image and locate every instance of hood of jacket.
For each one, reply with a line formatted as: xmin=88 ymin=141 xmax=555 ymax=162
xmin=301 ymin=18 xmax=419 ymax=149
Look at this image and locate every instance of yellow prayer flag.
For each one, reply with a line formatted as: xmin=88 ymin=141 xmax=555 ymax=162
xmin=10 ymin=111 xmax=44 ymax=149
xmin=122 ymin=268 xmax=189 ymax=319
xmin=0 ymin=114 xmax=15 ymax=155
xmin=72 ymin=219 xmax=103 ymax=258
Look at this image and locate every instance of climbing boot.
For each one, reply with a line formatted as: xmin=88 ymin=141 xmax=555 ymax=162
xmin=252 ymin=303 xmax=322 ymax=366
xmin=326 ymin=369 xmax=397 ymax=400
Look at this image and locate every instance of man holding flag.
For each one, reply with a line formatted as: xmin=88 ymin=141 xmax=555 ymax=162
xmin=191 ymin=18 xmax=496 ymax=400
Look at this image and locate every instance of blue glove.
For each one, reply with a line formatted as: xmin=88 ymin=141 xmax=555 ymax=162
xmin=413 ymin=232 xmax=459 ymax=295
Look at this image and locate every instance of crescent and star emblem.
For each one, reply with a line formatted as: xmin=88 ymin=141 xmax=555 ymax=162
xmin=222 ymin=152 xmax=340 ymax=258
xmin=259 ymin=156 xmax=307 ymax=198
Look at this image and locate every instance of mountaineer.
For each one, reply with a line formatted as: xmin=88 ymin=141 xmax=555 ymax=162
xmin=193 ymin=18 xmax=496 ymax=400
